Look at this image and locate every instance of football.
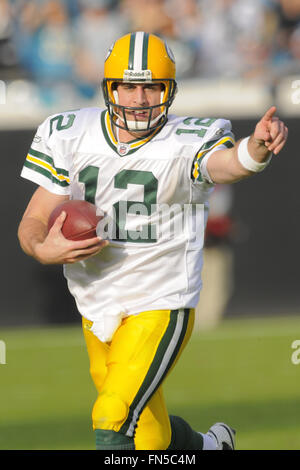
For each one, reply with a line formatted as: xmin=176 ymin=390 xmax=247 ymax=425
xmin=48 ymin=200 xmax=102 ymax=241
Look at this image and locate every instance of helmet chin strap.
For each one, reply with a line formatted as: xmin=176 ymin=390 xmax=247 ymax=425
xmin=112 ymin=90 xmax=166 ymax=131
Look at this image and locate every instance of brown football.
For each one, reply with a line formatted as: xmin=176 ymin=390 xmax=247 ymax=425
xmin=48 ymin=200 xmax=102 ymax=241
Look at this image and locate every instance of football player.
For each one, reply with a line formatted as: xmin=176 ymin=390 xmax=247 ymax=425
xmin=18 ymin=32 xmax=288 ymax=450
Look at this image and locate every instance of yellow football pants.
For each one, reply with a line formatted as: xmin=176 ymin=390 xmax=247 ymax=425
xmin=82 ymin=308 xmax=195 ymax=450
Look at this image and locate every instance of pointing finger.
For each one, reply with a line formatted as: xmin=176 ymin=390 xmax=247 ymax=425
xmin=262 ymin=106 xmax=277 ymax=122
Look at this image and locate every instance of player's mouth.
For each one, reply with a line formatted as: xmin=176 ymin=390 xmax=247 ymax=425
xmin=128 ymin=110 xmax=149 ymax=120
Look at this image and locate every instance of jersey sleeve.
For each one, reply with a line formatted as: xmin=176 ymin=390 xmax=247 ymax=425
xmin=20 ymin=116 xmax=71 ymax=195
xmin=191 ymin=120 xmax=235 ymax=185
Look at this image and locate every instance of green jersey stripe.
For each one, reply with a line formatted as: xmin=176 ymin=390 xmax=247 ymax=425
xmin=24 ymin=160 xmax=69 ymax=187
xmin=198 ymin=132 xmax=235 ymax=153
xmin=100 ymin=110 xmax=118 ymax=153
xmin=28 ymin=148 xmax=69 ymax=177
xmin=223 ymin=139 xmax=234 ymax=149
xmin=28 ymin=147 xmax=53 ymax=165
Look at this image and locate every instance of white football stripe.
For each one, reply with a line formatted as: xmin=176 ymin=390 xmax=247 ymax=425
xmin=133 ymin=31 xmax=144 ymax=71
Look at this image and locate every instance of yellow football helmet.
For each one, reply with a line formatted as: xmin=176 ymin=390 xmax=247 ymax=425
xmin=102 ymin=32 xmax=177 ymax=132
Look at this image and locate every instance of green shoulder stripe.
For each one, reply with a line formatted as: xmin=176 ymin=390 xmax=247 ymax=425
xmin=25 ymin=147 xmax=70 ymax=187
xmin=198 ymin=132 xmax=235 ymax=154
xmin=23 ymin=161 xmax=69 ymax=187
xmin=28 ymin=148 xmax=69 ymax=177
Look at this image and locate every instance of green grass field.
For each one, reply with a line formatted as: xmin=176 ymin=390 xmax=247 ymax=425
xmin=1 ymin=314 xmax=300 ymax=450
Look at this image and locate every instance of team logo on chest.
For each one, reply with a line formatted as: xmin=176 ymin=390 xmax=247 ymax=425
xmin=117 ymin=143 xmax=130 ymax=156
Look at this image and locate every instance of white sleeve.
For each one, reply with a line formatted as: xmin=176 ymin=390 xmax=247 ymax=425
xmin=199 ymin=141 xmax=235 ymax=184
xmin=192 ymin=129 xmax=235 ymax=185
xmin=20 ymin=116 xmax=71 ymax=195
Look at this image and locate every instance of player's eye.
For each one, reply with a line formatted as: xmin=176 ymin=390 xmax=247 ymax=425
xmin=122 ymin=84 xmax=135 ymax=90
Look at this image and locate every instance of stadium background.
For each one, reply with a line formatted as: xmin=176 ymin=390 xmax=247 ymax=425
xmin=0 ymin=0 xmax=300 ymax=450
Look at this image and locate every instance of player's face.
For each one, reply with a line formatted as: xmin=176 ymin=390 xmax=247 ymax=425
xmin=115 ymin=82 xmax=163 ymax=139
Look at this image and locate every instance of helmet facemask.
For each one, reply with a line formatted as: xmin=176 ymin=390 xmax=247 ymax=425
xmin=102 ymin=78 xmax=177 ymax=132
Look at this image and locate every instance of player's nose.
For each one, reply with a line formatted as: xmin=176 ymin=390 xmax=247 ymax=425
xmin=133 ymin=86 xmax=148 ymax=106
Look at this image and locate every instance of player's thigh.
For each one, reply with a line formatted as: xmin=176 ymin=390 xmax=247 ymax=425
xmin=82 ymin=317 xmax=109 ymax=393
xmin=93 ymin=309 xmax=194 ymax=435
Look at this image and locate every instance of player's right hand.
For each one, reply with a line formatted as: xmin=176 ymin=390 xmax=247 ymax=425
xmin=35 ymin=212 xmax=109 ymax=265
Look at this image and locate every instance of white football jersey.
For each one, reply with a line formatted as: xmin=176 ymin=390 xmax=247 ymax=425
xmin=21 ymin=107 xmax=234 ymax=337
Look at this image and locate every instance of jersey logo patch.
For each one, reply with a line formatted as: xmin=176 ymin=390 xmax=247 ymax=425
xmin=117 ymin=143 xmax=130 ymax=156
xmin=33 ymin=134 xmax=42 ymax=143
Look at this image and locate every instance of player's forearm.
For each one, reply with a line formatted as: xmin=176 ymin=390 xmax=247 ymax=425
xmin=206 ymin=135 xmax=272 ymax=184
xmin=18 ymin=216 xmax=48 ymax=262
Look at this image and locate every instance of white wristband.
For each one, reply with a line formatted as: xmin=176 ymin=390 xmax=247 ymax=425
xmin=238 ymin=136 xmax=272 ymax=173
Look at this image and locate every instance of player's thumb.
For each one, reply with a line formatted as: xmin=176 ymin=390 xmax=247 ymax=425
xmin=52 ymin=211 xmax=67 ymax=232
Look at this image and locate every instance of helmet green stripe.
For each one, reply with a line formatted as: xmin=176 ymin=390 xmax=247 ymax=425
xmin=142 ymin=32 xmax=149 ymax=70
xmin=128 ymin=33 xmax=136 ymax=70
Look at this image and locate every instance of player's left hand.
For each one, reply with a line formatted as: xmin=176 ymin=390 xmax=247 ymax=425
xmin=253 ymin=106 xmax=288 ymax=155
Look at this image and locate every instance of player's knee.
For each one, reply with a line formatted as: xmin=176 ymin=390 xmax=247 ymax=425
xmin=92 ymin=392 xmax=128 ymax=429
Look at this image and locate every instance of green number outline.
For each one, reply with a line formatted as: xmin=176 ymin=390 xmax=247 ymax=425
xmin=176 ymin=117 xmax=217 ymax=139
xmin=49 ymin=114 xmax=76 ymax=136
xmin=78 ymin=166 xmax=158 ymax=243
xmin=78 ymin=166 xmax=100 ymax=204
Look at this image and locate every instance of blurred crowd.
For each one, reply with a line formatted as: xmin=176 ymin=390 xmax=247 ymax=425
xmin=1 ymin=0 xmax=300 ymax=106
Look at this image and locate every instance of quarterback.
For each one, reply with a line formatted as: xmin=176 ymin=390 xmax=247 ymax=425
xmin=18 ymin=32 xmax=288 ymax=450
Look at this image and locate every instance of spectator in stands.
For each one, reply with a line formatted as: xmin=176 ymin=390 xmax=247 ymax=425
xmin=277 ymin=0 xmax=300 ymax=24
xmin=196 ymin=0 xmax=276 ymax=80
xmin=14 ymin=0 xmax=75 ymax=105
xmin=0 ymin=0 xmax=18 ymax=71
xmin=163 ymin=0 xmax=201 ymax=78
xmin=122 ymin=0 xmax=198 ymax=78
xmin=7 ymin=0 xmax=300 ymax=105
xmin=121 ymin=0 xmax=174 ymax=35
xmin=72 ymin=0 xmax=128 ymax=99
xmin=271 ymin=23 xmax=300 ymax=78
xmin=269 ymin=0 xmax=300 ymax=80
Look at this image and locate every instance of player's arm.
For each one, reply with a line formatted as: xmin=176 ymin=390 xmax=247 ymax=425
xmin=18 ymin=186 xmax=107 ymax=265
xmin=205 ymin=107 xmax=288 ymax=184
